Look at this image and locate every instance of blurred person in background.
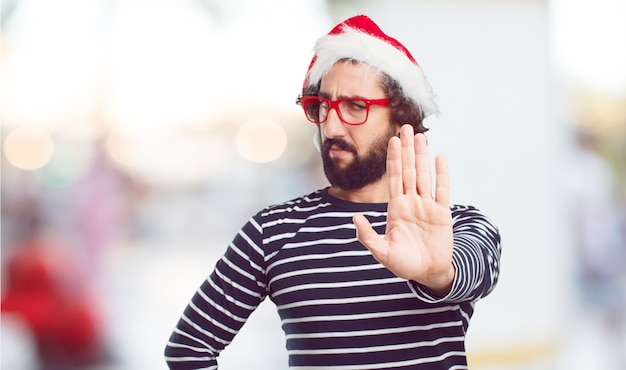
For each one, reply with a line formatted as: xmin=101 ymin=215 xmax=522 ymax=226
xmin=566 ymin=129 xmax=626 ymax=369
xmin=165 ymin=15 xmax=501 ymax=369
xmin=1 ymin=214 xmax=110 ymax=370
xmin=1 ymin=138 xmax=137 ymax=370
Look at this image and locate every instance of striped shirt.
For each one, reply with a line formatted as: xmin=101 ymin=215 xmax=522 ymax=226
xmin=165 ymin=188 xmax=501 ymax=369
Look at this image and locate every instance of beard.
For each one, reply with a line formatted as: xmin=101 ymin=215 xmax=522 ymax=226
xmin=320 ymin=126 xmax=396 ymax=191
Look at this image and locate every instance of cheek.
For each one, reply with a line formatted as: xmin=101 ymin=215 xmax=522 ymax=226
xmin=353 ymin=132 xmax=380 ymax=154
xmin=364 ymin=124 xmax=398 ymax=153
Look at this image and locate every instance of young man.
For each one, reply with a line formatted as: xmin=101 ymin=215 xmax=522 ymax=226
xmin=165 ymin=15 xmax=501 ymax=369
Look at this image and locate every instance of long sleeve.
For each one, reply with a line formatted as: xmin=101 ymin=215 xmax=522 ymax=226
xmin=165 ymin=190 xmax=503 ymax=369
xmin=409 ymin=205 xmax=501 ymax=303
xmin=164 ymin=217 xmax=268 ymax=369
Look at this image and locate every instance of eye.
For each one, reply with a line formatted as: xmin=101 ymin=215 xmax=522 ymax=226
xmin=345 ymin=100 xmax=367 ymax=111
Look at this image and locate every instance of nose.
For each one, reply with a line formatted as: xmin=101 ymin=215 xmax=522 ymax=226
xmin=321 ymin=107 xmax=346 ymax=139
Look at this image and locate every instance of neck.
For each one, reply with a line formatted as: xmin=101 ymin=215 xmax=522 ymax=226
xmin=328 ymin=176 xmax=389 ymax=203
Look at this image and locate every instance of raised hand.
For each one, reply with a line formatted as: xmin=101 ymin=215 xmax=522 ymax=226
xmin=353 ymin=124 xmax=455 ymax=294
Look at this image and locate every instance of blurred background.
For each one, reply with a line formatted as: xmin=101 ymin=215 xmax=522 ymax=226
xmin=1 ymin=0 xmax=624 ymax=369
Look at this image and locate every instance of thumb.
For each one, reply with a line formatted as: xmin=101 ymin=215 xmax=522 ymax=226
xmin=353 ymin=214 xmax=386 ymax=259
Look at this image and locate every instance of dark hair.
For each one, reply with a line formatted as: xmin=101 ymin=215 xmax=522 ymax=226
xmin=380 ymin=72 xmax=428 ymax=133
xmin=300 ymin=61 xmax=428 ymax=133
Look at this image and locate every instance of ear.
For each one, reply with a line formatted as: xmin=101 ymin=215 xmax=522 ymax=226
xmin=313 ymin=131 xmax=321 ymax=152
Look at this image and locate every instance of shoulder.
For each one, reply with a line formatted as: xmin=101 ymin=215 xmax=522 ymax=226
xmin=253 ymin=188 xmax=331 ymax=223
xmin=450 ymin=204 xmax=500 ymax=237
xmin=451 ymin=204 xmax=490 ymax=220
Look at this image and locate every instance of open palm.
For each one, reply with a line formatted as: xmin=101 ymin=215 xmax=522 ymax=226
xmin=353 ymin=124 xmax=455 ymax=293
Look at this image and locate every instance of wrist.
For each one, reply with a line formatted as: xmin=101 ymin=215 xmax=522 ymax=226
xmin=422 ymin=264 xmax=455 ymax=297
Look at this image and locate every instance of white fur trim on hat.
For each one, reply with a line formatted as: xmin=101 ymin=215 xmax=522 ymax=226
xmin=305 ymin=25 xmax=440 ymax=116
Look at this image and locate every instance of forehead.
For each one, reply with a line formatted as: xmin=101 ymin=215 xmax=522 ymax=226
xmin=319 ymin=61 xmax=385 ymax=97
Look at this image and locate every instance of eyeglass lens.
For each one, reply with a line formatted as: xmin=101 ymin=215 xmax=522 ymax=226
xmin=304 ymin=98 xmax=369 ymax=125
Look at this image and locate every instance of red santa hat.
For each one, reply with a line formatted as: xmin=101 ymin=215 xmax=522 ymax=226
xmin=303 ymin=15 xmax=439 ymax=116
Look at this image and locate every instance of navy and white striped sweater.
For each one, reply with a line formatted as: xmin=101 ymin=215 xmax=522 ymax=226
xmin=165 ymin=188 xmax=501 ymax=369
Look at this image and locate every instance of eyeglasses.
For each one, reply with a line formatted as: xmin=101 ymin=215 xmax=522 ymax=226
xmin=297 ymin=96 xmax=389 ymax=126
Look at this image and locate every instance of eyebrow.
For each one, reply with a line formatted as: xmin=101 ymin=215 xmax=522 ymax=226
xmin=317 ymin=91 xmax=331 ymax=99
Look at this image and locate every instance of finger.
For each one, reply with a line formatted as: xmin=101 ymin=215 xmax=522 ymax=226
xmin=400 ymin=124 xmax=417 ymax=195
xmin=386 ymin=136 xmax=403 ymax=199
xmin=434 ymin=154 xmax=450 ymax=206
xmin=415 ymin=133 xmax=432 ymax=199
xmin=353 ymin=214 xmax=387 ymax=262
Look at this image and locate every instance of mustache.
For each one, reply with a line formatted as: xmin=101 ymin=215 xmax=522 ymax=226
xmin=323 ymin=138 xmax=356 ymax=154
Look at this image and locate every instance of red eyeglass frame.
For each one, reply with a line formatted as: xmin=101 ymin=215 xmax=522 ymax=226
xmin=297 ymin=96 xmax=390 ymax=125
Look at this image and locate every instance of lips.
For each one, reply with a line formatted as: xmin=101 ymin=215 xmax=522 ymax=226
xmin=324 ymin=139 xmax=355 ymax=154
xmin=324 ymin=140 xmax=355 ymax=160
xmin=329 ymin=147 xmax=353 ymax=159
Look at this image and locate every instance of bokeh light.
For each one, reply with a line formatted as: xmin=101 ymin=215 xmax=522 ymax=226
xmin=104 ymin=132 xmax=153 ymax=167
xmin=3 ymin=127 xmax=55 ymax=170
xmin=235 ymin=118 xmax=288 ymax=163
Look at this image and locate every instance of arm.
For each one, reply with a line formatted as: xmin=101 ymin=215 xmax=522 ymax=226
xmin=410 ymin=205 xmax=501 ymax=303
xmin=354 ymin=124 xmax=501 ymax=301
xmin=164 ymin=217 xmax=268 ymax=369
